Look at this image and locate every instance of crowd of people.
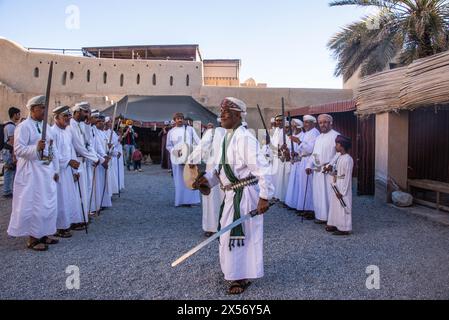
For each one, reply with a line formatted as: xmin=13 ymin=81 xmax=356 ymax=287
xmin=165 ymin=97 xmax=354 ymax=295
xmin=2 ymin=95 xmax=354 ymax=295
xmin=2 ymin=98 xmax=125 ymax=251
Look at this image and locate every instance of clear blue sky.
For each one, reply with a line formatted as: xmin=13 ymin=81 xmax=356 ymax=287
xmin=0 ymin=0 xmax=369 ymax=88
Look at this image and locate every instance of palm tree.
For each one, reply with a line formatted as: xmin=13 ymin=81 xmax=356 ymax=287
xmin=328 ymin=0 xmax=449 ymax=81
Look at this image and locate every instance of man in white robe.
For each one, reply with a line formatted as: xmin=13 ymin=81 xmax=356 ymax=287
xmin=112 ymin=127 xmax=123 ymax=193
xmin=295 ymin=115 xmax=320 ymax=219
xmin=284 ymin=119 xmax=305 ymax=210
xmin=195 ymin=97 xmax=274 ymax=295
xmin=116 ymin=127 xmax=125 ymax=191
xmin=104 ymin=118 xmax=118 ymax=198
xmin=7 ymin=96 xmax=60 ymax=251
xmin=306 ymin=114 xmax=340 ymax=224
xmin=68 ymin=102 xmax=99 ymax=228
xmin=51 ymin=106 xmax=83 ymax=238
xmin=326 ymin=135 xmax=353 ymax=235
xmin=274 ymin=121 xmax=291 ymax=203
xmin=166 ymin=112 xmax=201 ymax=207
xmin=189 ymin=121 xmax=226 ymax=237
xmin=90 ymin=113 xmax=111 ymax=213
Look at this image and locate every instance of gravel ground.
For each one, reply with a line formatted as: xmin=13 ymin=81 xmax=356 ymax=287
xmin=1 ymin=165 xmax=449 ymax=300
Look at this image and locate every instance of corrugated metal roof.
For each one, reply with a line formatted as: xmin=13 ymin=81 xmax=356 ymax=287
xmin=291 ymin=99 xmax=356 ymax=116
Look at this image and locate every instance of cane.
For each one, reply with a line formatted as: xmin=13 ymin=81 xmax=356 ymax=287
xmin=88 ymin=165 xmax=97 ymax=217
xmin=98 ymin=165 xmax=109 ymax=216
xmin=301 ymin=174 xmax=310 ymax=223
xmin=117 ymin=156 xmax=121 ymax=198
xmin=72 ymin=169 xmax=88 ymax=234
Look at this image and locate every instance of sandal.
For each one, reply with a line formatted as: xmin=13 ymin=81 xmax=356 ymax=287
xmin=333 ymin=230 xmax=350 ymax=236
xmin=40 ymin=236 xmax=59 ymax=245
xmin=27 ymin=239 xmax=48 ymax=252
xmin=325 ymin=226 xmax=338 ymax=232
xmin=71 ymin=223 xmax=87 ymax=231
xmin=228 ymin=280 xmax=251 ymax=295
xmin=56 ymin=229 xmax=73 ymax=238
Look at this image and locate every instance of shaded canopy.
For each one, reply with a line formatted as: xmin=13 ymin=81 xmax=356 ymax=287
xmin=103 ymin=95 xmax=218 ymax=127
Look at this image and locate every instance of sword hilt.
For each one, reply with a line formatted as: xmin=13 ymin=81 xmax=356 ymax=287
xmin=250 ymin=201 xmax=276 ymax=217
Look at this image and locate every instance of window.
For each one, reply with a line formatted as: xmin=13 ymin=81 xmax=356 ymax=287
xmin=137 ymin=74 xmax=141 ymax=85
xmin=170 ymin=76 xmax=174 ymax=86
xmin=152 ymin=74 xmax=157 ymax=86
xmin=120 ymin=74 xmax=124 ymax=87
xmin=186 ymin=74 xmax=190 ymax=87
xmin=34 ymin=67 xmax=39 ymax=78
xmin=70 ymin=72 xmax=74 ymax=80
xmin=103 ymin=72 xmax=107 ymax=84
xmin=62 ymin=71 xmax=67 ymax=85
xmin=87 ymin=70 xmax=91 ymax=82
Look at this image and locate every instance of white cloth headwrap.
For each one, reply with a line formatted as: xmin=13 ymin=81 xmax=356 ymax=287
xmin=292 ymin=119 xmax=304 ymax=128
xmin=26 ymin=95 xmax=46 ymax=110
xmin=270 ymin=118 xmax=275 ymax=123
xmin=318 ymin=114 xmax=333 ymax=123
xmin=72 ymin=101 xmax=91 ymax=112
xmin=303 ymin=115 xmax=317 ymax=123
xmin=52 ymin=105 xmax=71 ymax=116
xmin=105 ymin=117 xmax=111 ymax=122
xmin=222 ymin=97 xmax=247 ymax=116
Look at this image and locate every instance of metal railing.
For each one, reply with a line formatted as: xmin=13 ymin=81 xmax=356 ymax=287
xmin=26 ymin=47 xmax=88 ymax=57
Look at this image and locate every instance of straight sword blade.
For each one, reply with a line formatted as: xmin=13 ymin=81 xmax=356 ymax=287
xmin=171 ymin=213 xmax=253 ymax=268
xmin=171 ymin=203 xmax=274 ymax=268
xmin=41 ymin=61 xmax=54 ymax=142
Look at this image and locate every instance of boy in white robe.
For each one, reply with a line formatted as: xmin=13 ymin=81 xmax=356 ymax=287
xmin=195 ymin=97 xmax=274 ymax=295
xmin=7 ymin=96 xmax=60 ymax=251
xmin=166 ymin=112 xmax=201 ymax=207
xmin=325 ymin=135 xmax=353 ymax=235
xmin=306 ymin=114 xmax=340 ymax=224
xmin=51 ymin=106 xmax=83 ymax=238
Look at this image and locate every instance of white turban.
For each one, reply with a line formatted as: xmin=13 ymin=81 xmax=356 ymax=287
xmin=105 ymin=117 xmax=111 ymax=122
xmin=292 ymin=119 xmax=303 ymax=128
xmin=221 ymin=97 xmax=247 ymax=116
xmin=26 ymin=95 xmax=46 ymax=110
xmin=318 ymin=114 xmax=333 ymax=123
xmin=270 ymin=118 xmax=275 ymax=123
xmin=303 ymin=115 xmax=317 ymax=123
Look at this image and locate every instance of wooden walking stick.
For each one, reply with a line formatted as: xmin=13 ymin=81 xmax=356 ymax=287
xmin=88 ymin=165 xmax=97 ymax=216
xmin=301 ymin=174 xmax=310 ymax=223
